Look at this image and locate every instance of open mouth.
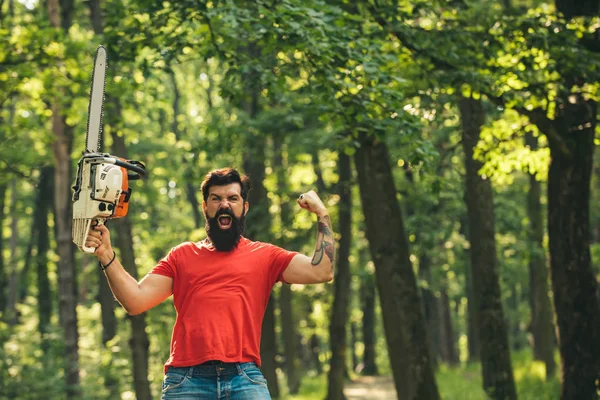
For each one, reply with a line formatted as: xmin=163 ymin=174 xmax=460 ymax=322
xmin=218 ymin=215 xmax=232 ymax=229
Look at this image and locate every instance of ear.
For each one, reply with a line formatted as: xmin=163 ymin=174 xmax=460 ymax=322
xmin=202 ymin=201 xmax=207 ymax=213
xmin=244 ymin=201 xmax=249 ymax=215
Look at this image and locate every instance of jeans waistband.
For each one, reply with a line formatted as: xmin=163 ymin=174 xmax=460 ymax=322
xmin=167 ymin=362 xmax=245 ymax=377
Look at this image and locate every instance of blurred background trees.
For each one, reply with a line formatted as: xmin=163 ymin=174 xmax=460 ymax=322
xmin=0 ymin=0 xmax=598 ymax=399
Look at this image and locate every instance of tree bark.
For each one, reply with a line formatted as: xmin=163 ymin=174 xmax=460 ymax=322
xmin=437 ymin=289 xmax=458 ymax=365
xmin=354 ymin=135 xmax=439 ymax=400
xmin=36 ymin=167 xmax=54 ymax=343
xmin=110 ymin=103 xmax=152 ymax=400
xmin=459 ymin=214 xmax=480 ymax=362
xmin=525 ymin=132 xmax=556 ymax=378
xmin=419 ymin=252 xmax=439 ymax=368
xmin=350 ymin=322 xmax=359 ymax=373
xmin=309 ymin=333 xmax=323 ymax=374
xmin=458 ymin=96 xmax=516 ymax=400
xmin=545 ymin=99 xmax=600 ymax=399
xmin=260 ymin=293 xmax=280 ymax=398
xmin=47 ymin=0 xmax=79 ymax=396
xmin=403 ymin=164 xmax=439 ymax=368
xmin=360 ymin=272 xmax=379 ymax=376
xmin=326 ymin=152 xmax=353 ymax=400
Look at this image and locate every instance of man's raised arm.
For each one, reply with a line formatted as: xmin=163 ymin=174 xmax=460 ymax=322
xmin=282 ymin=190 xmax=335 ymax=284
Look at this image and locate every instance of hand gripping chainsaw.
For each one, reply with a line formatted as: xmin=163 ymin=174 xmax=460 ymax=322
xmin=72 ymin=46 xmax=146 ymax=253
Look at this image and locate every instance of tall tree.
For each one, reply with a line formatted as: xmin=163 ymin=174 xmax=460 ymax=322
xmin=542 ymin=2 xmax=600 ymax=397
xmin=360 ymin=271 xmax=379 ymax=376
xmin=326 ymin=152 xmax=352 ymax=400
xmin=46 ymin=0 xmax=79 ymax=396
xmin=524 ymin=133 xmax=556 ymax=378
xmin=459 ymin=96 xmax=516 ymax=400
xmin=354 ymin=135 xmax=439 ymax=400
xmin=35 ymin=167 xmax=53 ymax=343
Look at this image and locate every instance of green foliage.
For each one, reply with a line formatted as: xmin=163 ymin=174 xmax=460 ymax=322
xmin=1 ymin=0 xmax=598 ymax=398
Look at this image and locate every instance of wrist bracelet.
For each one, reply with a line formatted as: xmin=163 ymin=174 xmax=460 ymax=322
xmin=100 ymin=251 xmax=116 ymax=271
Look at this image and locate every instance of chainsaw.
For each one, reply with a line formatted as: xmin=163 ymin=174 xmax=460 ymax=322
xmin=72 ymin=45 xmax=146 ymax=253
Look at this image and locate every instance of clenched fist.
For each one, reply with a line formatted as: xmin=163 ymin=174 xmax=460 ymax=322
xmin=86 ymin=222 xmax=115 ymax=265
xmin=297 ymin=190 xmax=328 ymax=217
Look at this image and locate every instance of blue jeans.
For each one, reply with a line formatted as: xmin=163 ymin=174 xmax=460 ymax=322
xmin=161 ymin=362 xmax=271 ymax=399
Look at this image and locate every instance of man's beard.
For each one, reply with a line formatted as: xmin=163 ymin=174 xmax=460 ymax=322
xmin=205 ymin=208 xmax=245 ymax=252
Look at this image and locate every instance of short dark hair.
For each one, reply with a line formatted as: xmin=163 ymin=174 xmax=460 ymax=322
xmin=200 ymin=168 xmax=250 ymax=202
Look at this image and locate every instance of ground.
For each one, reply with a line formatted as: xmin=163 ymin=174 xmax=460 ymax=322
xmin=344 ymin=376 xmax=397 ymax=400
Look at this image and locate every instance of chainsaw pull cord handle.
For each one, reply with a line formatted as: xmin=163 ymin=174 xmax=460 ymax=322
xmin=81 ymin=218 xmax=105 ymax=254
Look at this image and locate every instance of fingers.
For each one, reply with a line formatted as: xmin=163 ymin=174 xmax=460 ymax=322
xmin=94 ymin=223 xmax=109 ymax=235
xmin=86 ymin=222 xmax=111 ymax=253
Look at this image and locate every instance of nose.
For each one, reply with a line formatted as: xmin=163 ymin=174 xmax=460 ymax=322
xmin=219 ymin=199 xmax=231 ymax=209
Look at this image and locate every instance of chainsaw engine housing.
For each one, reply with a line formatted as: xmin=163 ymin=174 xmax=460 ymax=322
xmin=72 ymin=153 xmax=136 ymax=252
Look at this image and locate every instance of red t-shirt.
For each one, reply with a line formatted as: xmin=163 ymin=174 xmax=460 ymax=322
xmin=150 ymin=237 xmax=297 ymax=372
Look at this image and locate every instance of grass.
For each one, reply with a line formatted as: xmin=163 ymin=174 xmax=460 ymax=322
xmin=283 ymin=350 xmax=560 ymax=400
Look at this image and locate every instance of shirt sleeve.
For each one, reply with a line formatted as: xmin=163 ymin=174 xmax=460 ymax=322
xmin=149 ymin=246 xmax=178 ymax=279
xmin=269 ymin=245 xmax=299 ymax=284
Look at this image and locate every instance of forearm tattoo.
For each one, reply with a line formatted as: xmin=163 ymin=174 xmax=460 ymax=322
xmin=311 ymin=215 xmax=335 ymax=267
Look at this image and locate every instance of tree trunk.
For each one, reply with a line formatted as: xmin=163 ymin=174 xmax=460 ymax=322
xmin=309 ymin=333 xmax=323 ymax=374
xmin=350 ymin=322 xmax=359 ymax=373
xmin=260 ymin=293 xmax=280 ymax=398
xmin=403 ymin=164 xmax=439 ymax=369
xmin=437 ymin=289 xmax=458 ymax=365
xmin=546 ymin=98 xmax=600 ymax=399
xmin=360 ymin=262 xmax=378 ymax=376
xmin=47 ymin=0 xmax=79 ymax=396
xmin=354 ymin=136 xmax=439 ymax=400
xmin=110 ymin=104 xmax=152 ymax=400
xmin=524 ymin=133 xmax=557 ymax=378
xmin=326 ymin=152 xmax=353 ymax=400
xmin=97 ymin=268 xmax=117 ymax=344
xmin=36 ymin=167 xmax=54 ymax=343
xmin=272 ymin=133 xmax=302 ymax=394
xmin=458 ymin=96 xmax=516 ymax=400
xmin=419 ymin=252 xmax=439 ymax=368
xmin=459 ymin=214 xmax=480 ymax=362
xmin=111 ymin=218 xmax=151 ymax=400
xmin=0 ymin=182 xmax=6 ymax=314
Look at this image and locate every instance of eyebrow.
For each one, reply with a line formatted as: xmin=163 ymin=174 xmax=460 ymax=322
xmin=210 ymin=194 xmax=240 ymax=199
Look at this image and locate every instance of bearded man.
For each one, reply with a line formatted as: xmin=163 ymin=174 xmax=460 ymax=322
xmin=86 ymin=167 xmax=335 ymax=399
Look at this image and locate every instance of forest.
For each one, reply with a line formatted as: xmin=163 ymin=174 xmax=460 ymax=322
xmin=0 ymin=0 xmax=599 ymax=399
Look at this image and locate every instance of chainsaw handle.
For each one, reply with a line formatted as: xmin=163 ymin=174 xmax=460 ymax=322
xmin=81 ymin=219 xmax=104 ymax=254
xmin=113 ymin=159 xmax=146 ymax=180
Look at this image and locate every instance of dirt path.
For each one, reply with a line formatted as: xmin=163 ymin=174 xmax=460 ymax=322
xmin=344 ymin=376 xmax=397 ymax=400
